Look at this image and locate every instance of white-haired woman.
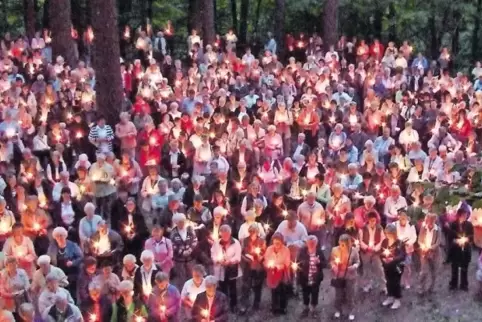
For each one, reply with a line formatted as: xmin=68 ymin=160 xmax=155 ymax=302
xmin=115 ymin=111 xmax=138 ymax=157
xmin=264 ymin=125 xmax=283 ymax=160
xmin=328 ymin=123 xmax=347 ymax=154
xmin=193 ymin=133 xmax=212 ymax=176
xmin=78 ymin=202 xmax=103 ymax=249
xmin=0 ymin=257 xmax=30 ymax=313
xmin=211 ymin=224 xmax=242 ymax=312
xmin=31 ymin=255 xmax=68 ymax=297
xmin=191 ymin=275 xmax=229 ymax=321
xmin=144 ymin=225 xmax=174 ymax=275
xmin=121 ymin=254 xmax=139 ymax=281
xmin=38 ymin=272 xmax=74 ymax=314
xmin=171 ymin=213 xmax=198 ymax=287
xmin=108 ymin=280 xmax=148 ymax=322
xmin=2 ymin=223 xmax=37 ymax=278
xmin=133 ymin=250 xmax=161 ymax=299
xmin=238 ymin=210 xmax=266 ymax=243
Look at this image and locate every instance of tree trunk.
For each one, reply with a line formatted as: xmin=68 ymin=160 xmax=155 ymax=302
xmin=388 ymin=2 xmax=396 ymax=42
xmin=90 ymin=0 xmax=123 ymax=126
xmin=202 ymin=0 xmax=215 ymax=46
xmin=253 ymin=0 xmax=262 ymax=36
xmin=322 ymin=0 xmax=338 ymax=52
xmin=147 ymin=0 xmax=153 ymax=21
xmin=239 ymin=0 xmax=249 ymax=44
xmin=43 ymin=0 xmax=50 ymax=28
xmin=23 ymin=0 xmax=36 ymax=39
xmin=473 ymin=0 xmax=482 ymax=61
xmin=429 ymin=14 xmax=438 ymax=59
xmin=274 ymin=0 xmax=285 ymax=56
xmin=50 ymin=0 xmax=76 ymax=67
xmin=230 ymin=0 xmax=238 ymax=32
xmin=373 ymin=6 xmax=383 ymax=40
xmin=188 ymin=0 xmax=202 ymax=33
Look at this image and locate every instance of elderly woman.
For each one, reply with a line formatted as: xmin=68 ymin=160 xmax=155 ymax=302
xmin=330 ymin=234 xmax=360 ymax=321
xmin=191 ymin=275 xmax=229 ymax=322
xmin=171 ymin=213 xmax=199 ymax=286
xmin=79 ymin=281 xmax=112 ymax=322
xmin=115 ymin=111 xmax=138 ymax=157
xmin=298 ymin=235 xmax=327 ymax=318
xmin=41 ymin=292 xmax=82 ymax=322
xmin=140 ymin=164 xmax=162 ymax=217
xmin=93 ymin=260 xmax=120 ymax=303
xmin=121 ymin=254 xmax=139 ymax=281
xmin=47 ymin=226 xmax=83 ymax=297
xmin=38 ymin=272 xmax=74 ymax=314
xmin=144 ymin=225 xmax=173 ymax=275
xmin=147 ymin=272 xmax=181 ymax=321
xmin=115 ymin=197 xmax=148 ymax=259
xmin=0 ymin=197 xmax=15 ymax=249
xmin=328 ymin=123 xmax=347 ymax=153
xmin=18 ymin=303 xmax=35 ymax=322
xmin=239 ymin=223 xmax=266 ymax=314
xmin=193 ymin=133 xmax=212 ymax=176
xmin=78 ymin=202 xmax=103 ymax=248
xmin=31 ymin=255 xmax=68 ymax=297
xmin=88 ymin=220 xmax=124 ymax=267
xmin=264 ymin=232 xmax=291 ymax=315
xmin=20 ymin=195 xmax=51 ymax=252
xmin=380 ymin=224 xmax=406 ymax=309
xmin=326 ymin=183 xmax=352 ymax=233
xmin=181 ymin=265 xmax=206 ymax=316
xmin=264 ymin=125 xmax=283 ymax=160
xmin=395 ymin=211 xmax=417 ymax=289
xmin=133 ymin=250 xmax=161 ymax=298
xmin=107 ymin=280 xmax=148 ymax=322
xmin=0 ymin=257 xmax=30 ymax=313
xmin=211 ymin=224 xmax=242 ymax=312
xmin=2 ymin=223 xmax=37 ymax=278
xmin=238 ymin=210 xmax=266 ymax=243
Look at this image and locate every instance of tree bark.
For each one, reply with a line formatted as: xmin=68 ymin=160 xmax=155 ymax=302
xmin=90 ymin=0 xmax=123 ymax=126
xmin=274 ymin=0 xmax=285 ymax=56
xmin=49 ymin=0 xmax=76 ymax=67
xmin=188 ymin=0 xmax=202 ymax=33
xmin=23 ymin=0 xmax=36 ymax=39
xmin=230 ymin=0 xmax=238 ymax=31
xmin=254 ymin=0 xmax=262 ymax=36
xmin=473 ymin=0 xmax=482 ymax=61
xmin=322 ymin=0 xmax=339 ymax=52
xmin=43 ymin=0 xmax=50 ymax=29
xmin=239 ymin=0 xmax=249 ymax=44
xmin=202 ymin=0 xmax=216 ymax=46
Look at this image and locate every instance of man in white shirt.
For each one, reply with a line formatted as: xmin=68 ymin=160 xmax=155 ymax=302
xmin=52 ymin=171 xmax=80 ymax=201
xmin=421 ymin=147 xmax=443 ymax=181
xmin=297 ymin=192 xmax=326 ymax=249
xmin=275 ymin=212 xmax=308 ymax=250
xmin=417 ymin=213 xmax=442 ymax=295
xmin=383 ymin=185 xmax=407 ymax=224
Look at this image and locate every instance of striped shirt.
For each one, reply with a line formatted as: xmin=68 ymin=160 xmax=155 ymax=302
xmin=88 ymin=125 xmax=114 ymax=153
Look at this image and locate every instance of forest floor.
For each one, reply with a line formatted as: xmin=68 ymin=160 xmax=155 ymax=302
xmin=228 ymin=250 xmax=482 ymax=322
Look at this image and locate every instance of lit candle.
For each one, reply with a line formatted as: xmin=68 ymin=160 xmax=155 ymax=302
xmin=89 ymin=313 xmax=97 ymax=322
xmin=160 ymin=305 xmax=166 ymax=314
xmin=316 ymin=218 xmax=325 ymax=226
xmin=263 ymin=222 xmax=271 ymax=231
xmin=282 ymin=210 xmax=288 ymax=217
xmin=33 ymin=222 xmax=41 ymax=231
xmin=5 ymin=128 xmax=15 ymax=138
xmin=349 ymin=115 xmax=357 ymax=125
xmin=291 ymin=261 xmax=299 ymax=271
xmin=201 ymin=309 xmax=209 ymax=318
xmin=267 ymin=259 xmax=275 ymax=268
xmin=329 ymin=116 xmax=336 ymax=124
xmin=76 ymin=131 xmax=83 ymax=139
xmin=334 ymin=257 xmax=341 ymax=265
xmin=253 ymin=247 xmax=261 ymax=255
xmin=382 ymin=248 xmax=391 ymax=257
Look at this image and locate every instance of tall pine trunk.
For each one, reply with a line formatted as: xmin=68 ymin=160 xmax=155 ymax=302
xmin=473 ymin=0 xmax=482 ymax=61
xmin=230 ymin=0 xmax=238 ymax=31
xmin=202 ymin=0 xmax=215 ymax=46
xmin=91 ymin=0 xmax=123 ymax=126
xmin=188 ymin=0 xmax=202 ymax=33
xmin=23 ymin=0 xmax=36 ymax=39
xmin=239 ymin=0 xmax=249 ymax=44
xmin=42 ymin=0 xmax=50 ymax=29
xmin=322 ymin=0 xmax=338 ymax=52
xmin=274 ymin=0 xmax=285 ymax=56
xmin=50 ymin=0 xmax=76 ymax=67
xmin=254 ymin=0 xmax=262 ymax=35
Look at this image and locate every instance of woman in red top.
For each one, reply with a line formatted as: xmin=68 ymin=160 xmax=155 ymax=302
xmin=450 ymin=109 xmax=472 ymax=140
xmin=138 ymin=121 xmax=163 ymax=167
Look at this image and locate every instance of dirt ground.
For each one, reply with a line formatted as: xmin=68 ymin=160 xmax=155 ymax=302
xmin=228 ymin=250 xmax=482 ymax=322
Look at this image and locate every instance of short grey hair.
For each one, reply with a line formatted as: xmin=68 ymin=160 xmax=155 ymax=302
xmin=155 ymin=271 xmax=169 ymax=283
xmin=385 ymin=223 xmax=397 ymax=235
xmin=204 ymin=275 xmax=218 ymax=287
xmin=140 ymin=250 xmax=154 ymax=262
xmin=219 ymin=224 xmax=231 ymax=234
xmin=123 ymin=254 xmax=137 ymax=264
xmin=84 ymin=202 xmax=96 ymax=213
xmin=52 ymin=227 xmax=68 ymax=238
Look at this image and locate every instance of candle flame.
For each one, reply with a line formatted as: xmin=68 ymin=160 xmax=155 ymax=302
xmin=254 ymin=247 xmax=261 ymax=255
xmin=201 ymin=309 xmax=209 ymax=318
xmin=382 ymin=248 xmax=391 ymax=257
xmin=89 ymin=313 xmax=97 ymax=322
xmin=33 ymin=222 xmax=40 ymax=231
xmin=291 ymin=261 xmax=299 ymax=271
xmin=267 ymin=259 xmax=275 ymax=268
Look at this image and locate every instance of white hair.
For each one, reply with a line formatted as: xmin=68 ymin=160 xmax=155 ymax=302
xmin=204 ymin=275 xmax=218 ymax=287
xmin=118 ymin=280 xmax=134 ymax=292
xmin=123 ymin=254 xmax=137 ymax=265
xmin=140 ymin=250 xmax=154 ymax=263
xmin=52 ymin=227 xmax=68 ymax=238
xmin=84 ymin=202 xmax=96 ymax=213
xmin=37 ymin=255 xmax=51 ymax=266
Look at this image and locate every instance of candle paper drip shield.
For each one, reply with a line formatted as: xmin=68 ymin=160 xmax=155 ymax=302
xmin=266 ymin=265 xmax=287 ymax=289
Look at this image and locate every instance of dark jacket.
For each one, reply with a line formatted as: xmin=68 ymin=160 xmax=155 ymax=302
xmin=191 ymin=291 xmax=229 ymax=322
xmin=297 ymin=246 xmax=327 ymax=286
xmin=448 ymin=220 xmax=474 ymax=263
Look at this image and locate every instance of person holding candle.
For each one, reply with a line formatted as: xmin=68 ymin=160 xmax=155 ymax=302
xmin=383 ymin=185 xmax=407 ymax=224
xmin=297 ymin=191 xmax=326 ymax=249
xmin=330 ymin=234 xmax=360 ymax=320
xmin=2 ymin=223 xmax=37 ymax=278
xmin=191 ymin=275 xmax=229 ymax=322
xmin=0 ymin=197 xmax=15 ymax=249
xmin=79 ymin=281 xmax=111 ymax=322
xmin=358 ymin=211 xmax=386 ymax=293
xmin=121 ymin=254 xmax=139 ymax=281
xmin=88 ymin=115 xmax=115 ymax=154
xmin=38 ymin=271 xmax=75 ymax=313
xmin=333 ymin=213 xmax=359 ymax=247
xmin=78 ymin=202 xmax=103 ymax=249
xmin=326 ymin=183 xmax=352 ymax=236
xmin=210 ymin=224 xmax=241 ymax=313
xmin=264 ymin=232 xmax=291 ymax=315
xmin=282 ymin=170 xmax=308 ymax=209
xmin=171 ymin=213 xmax=199 ymax=287
xmin=448 ymin=208 xmax=474 ymax=291
xmin=89 ymin=154 xmax=116 ymax=219
xmin=144 ymin=225 xmax=174 ymax=275
xmin=88 ymin=220 xmax=124 ymax=268
xmin=417 ymin=213 xmax=442 ymax=296
xmin=146 ymin=271 xmax=181 ymax=321
xmin=297 ymin=235 xmax=327 ymax=317
xmin=394 ymin=211 xmax=417 ymax=289
xmin=17 ymin=303 xmax=35 ymax=322
xmin=108 ymin=280 xmax=148 ymax=322
xmin=380 ymin=224 xmax=406 ymax=309
xmin=116 ymin=197 xmax=149 ymax=259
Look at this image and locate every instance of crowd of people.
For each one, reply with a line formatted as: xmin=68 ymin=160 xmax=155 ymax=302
xmin=0 ymin=22 xmax=480 ymax=322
